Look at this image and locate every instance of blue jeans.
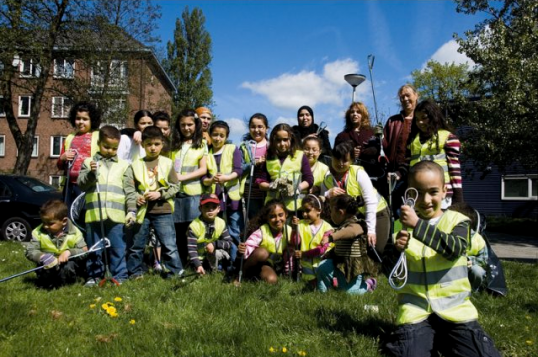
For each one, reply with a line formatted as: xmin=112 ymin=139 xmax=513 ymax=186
xmin=316 ymin=259 xmax=368 ymax=295
xmin=128 ymin=213 xmax=183 ymax=277
xmin=86 ymin=221 xmax=127 ymax=281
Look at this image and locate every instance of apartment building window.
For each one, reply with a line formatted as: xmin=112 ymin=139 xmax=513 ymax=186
xmin=52 ymin=97 xmax=72 ymax=118
xmin=16 ymin=136 xmax=38 ymax=157
xmin=102 ymin=98 xmax=127 ymax=125
xmin=502 ymin=175 xmax=538 ymax=200
xmin=49 ymin=175 xmax=62 ymax=188
xmin=19 ymin=96 xmax=32 ymax=117
xmin=0 ymin=96 xmax=5 ymax=117
xmin=0 ymin=135 xmax=5 ymax=157
xmin=20 ymin=58 xmax=41 ymax=78
xmin=91 ymin=60 xmax=128 ymax=89
xmin=50 ymin=136 xmax=66 ymax=157
xmin=53 ymin=58 xmax=75 ymax=79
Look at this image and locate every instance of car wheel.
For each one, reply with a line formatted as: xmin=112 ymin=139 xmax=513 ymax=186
xmin=2 ymin=217 xmax=32 ymax=242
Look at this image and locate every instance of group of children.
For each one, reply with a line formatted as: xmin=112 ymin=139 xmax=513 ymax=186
xmin=25 ymin=100 xmax=501 ymax=356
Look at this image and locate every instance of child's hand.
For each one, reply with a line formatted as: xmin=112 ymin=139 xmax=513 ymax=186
xmin=400 ymin=204 xmax=419 ymax=228
xmin=328 ymin=187 xmax=346 ymax=198
xmin=354 ymin=146 xmax=361 ymax=159
xmin=177 ymin=174 xmax=187 ymax=182
xmin=395 ymin=230 xmax=410 ymax=252
xmin=196 ymin=266 xmax=206 ymax=275
xmin=291 ymin=216 xmax=299 ymax=226
xmin=90 ymin=160 xmax=98 ymax=173
xmin=255 ymin=156 xmax=265 ymax=166
xmin=238 ymin=242 xmax=246 ymax=255
xmin=144 ymin=191 xmax=162 ymax=201
xmin=367 ymin=233 xmax=377 ymax=248
xmin=133 ymin=130 xmax=142 ymax=145
xmin=205 ymin=243 xmax=215 ymax=254
xmin=136 ymin=194 xmax=146 ymax=206
xmin=63 ymin=149 xmax=77 ymax=162
xmin=294 ymin=250 xmax=302 ymax=259
xmin=58 ymin=250 xmax=71 ymax=264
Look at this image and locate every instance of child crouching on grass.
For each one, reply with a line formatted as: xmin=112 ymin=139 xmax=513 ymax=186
xmin=187 ymin=194 xmax=233 ymax=275
xmin=237 ymin=199 xmax=292 ymax=284
xmin=25 ymin=200 xmax=87 ymax=289
xmin=316 ymin=194 xmax=378 ymax=294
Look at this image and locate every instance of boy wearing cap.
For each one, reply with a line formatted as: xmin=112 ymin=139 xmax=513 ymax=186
xmin=187 ymin=193 xmax=233 ymax=275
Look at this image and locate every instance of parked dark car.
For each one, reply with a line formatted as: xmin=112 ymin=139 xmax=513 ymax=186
xmin=0 ymin=174 xmax=63 ymax=242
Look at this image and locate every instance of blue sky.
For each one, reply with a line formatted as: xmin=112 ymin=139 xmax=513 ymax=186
xmin=154 ymin=1 xmax=485 ymax=144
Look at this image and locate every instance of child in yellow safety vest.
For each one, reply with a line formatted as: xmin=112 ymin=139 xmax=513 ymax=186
xmin=187 ymin=194 xmax=233 ymax=275
xmin=78 ymin=125 xmax=129 ymax=286
xmin=25 ymin=200 xmax=87 ymax=289
xmin=302 ymin=137 xmax=329 ymax=195
xmin=237 ymin=200 xmax=293 ymax=284
xmin=386 ymin=161 xmax=500 ymax=357
xmin=291 ymin=194 xmax=333 ymax=284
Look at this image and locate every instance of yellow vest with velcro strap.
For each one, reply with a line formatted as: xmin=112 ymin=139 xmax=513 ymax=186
xmin=311 ymin=161 xmax=329 ymax=191
xmin=397 ymin=210 xmax=478 ymax=325
xmin=32 ymin=225 xmax=83 ymax=255
xmin=169 ymin=141 xmax=208 ymax=196
xmin=190 ymin=217 xmax=226 ymax=261
xmin=265 ymin=150 xmax=304 ymax=211
xmin=132 ymin=157 xmax=175 ymax=223
xmin=298 ymin=220 xmax=333 ymax=281
xmin=323 ymin=165 xmax=387 ymax=215
xmin=467 ymin=232 xmax=486 ymax=256
xmin=207 ymin=144 xmax=241 ymax=201
xmin=409 ymin=130 xmax=451 ymax=186
xmin=259 ymin=224 xmax=291 ymax=256
xmin=84 ymin=157 xmax=129 ymax=223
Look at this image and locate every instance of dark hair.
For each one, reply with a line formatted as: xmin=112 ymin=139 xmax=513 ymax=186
xmin=153 ymin=111 xmax=171 ymax=124
xmin=267 ymin=123 xmax=298 ymax=159
xmin=133 ymin=110 xmax=153 ymax=129
xmin=344 ymin=102 xmax=371 ymax=131
xmin=297 ymin=105 xmax=314 ymax=126
xmin=410 ymin=99 xmax=453 ymax=152
xmin=302 ymin=194 xmax=322 ymax=211
xmin=171 ymin=109 xmax=203 ymax=150
xmin=209 ymin=120 xmax=230 ymax=137
xmin=330 ymin=194 xmax=363 ymax=215
xmin=409 ymin=160 xmax=446 ymax=185
xmin=302 ymin=136 xmax=322 ymax=149
xmin=243 ymin=113 xmax=269 ymax=141
xmin=99 ymin=125 xmax=121 ymax=142
xmin=448 ymin=202 xmax=477 ymax=229
xmin=246 ymin=199 xmax=288 ymax=235
xmin=142 ymin=126 xmax=165 ymax=142
xmin=332 ymin=141 xmax=354 ymax=160
xmin=68 ymin=101 xmax=101 ymax=129
xmin=39 ymin=199 xmax=68 ymax=220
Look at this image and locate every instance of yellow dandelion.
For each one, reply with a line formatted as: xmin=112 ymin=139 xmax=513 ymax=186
xmin=107 ymin=307 xmax=117 ymax=314
xmin=105 ymin=302 xmax=114 ymax=306
xmin=282 ymin=347 xmax=288 ymax=353
xmin=129 ymin=319 xmax=136 ymax=325
xmin=269 ymin=347 xmax=275 ymax=353
xmin=298 ymin=352 xmax=307 ymax=356
xmin=89 ymin=304 xmax=96 ymax=309
xmin=526 ymin=340 xmax=533 ymax=346
xmin=101 ymin=303 xmax=109 ymax=310
xmin=109 ymin=311 xmax=118 ymax=318
xmin=114 ymin=297 xmax=122 ymax=302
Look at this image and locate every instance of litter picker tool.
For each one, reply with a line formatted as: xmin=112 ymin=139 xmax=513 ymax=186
xmin=0 ymin=239 xmax=110 ymax=284
xmin=63 ymin=149 xmax=78 ymax=205
xmin=292 ymin=171 xmax=302 ymax=282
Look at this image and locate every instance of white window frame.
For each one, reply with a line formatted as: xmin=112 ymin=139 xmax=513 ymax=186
xmin=50 ymin=136 xmax=66 ymax=157
xmin=0 ymin=135 xmax=5 ymax=157
xmin=102 ymin=98 xmax=127 ymax=123
xmin=501 ymin=175 xmax=538 ymax=201
xmin=16 ymin=136 xmax=38 ymax=157
xmin=51 ymin=97 xmax=72 ymax=118
xmin=18 ymin=96 xmax=32 ymax=117
xmin=91 ymin=60 xmax=128 ymax=88
xmin=49 ymin=175 xmax=62 ymax=188
xmin=53 ymin=58 xmax=75 ymax=79
xmin=20 ymin=58 xmax=41 ymax=78
xmin=0 ymin=95 xmax=5 ymax=117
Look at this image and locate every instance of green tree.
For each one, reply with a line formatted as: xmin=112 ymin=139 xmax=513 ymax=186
xmin=454 ymin=0 xmax=538 ymax=170
xmin=164 ymin=6 xmax=213 ymax=118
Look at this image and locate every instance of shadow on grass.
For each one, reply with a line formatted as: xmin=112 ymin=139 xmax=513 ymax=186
xmin=315 ymin=305 xmax=395 ymax=337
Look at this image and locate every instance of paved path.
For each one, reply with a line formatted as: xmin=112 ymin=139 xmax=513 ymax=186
xmin=487 ymin=232 xmax=538 ymax=262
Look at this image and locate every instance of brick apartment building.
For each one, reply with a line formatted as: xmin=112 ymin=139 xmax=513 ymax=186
xmin=0 ymin=48 xmax=176 ymax=185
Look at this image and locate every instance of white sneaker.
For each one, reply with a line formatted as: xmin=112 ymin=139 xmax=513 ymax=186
xmin=84 ymin=278 xmax=98 ymax=287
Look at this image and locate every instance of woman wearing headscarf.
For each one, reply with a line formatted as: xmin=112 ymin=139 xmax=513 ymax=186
xmin=292 ymin=105 xmax=332 ymax=159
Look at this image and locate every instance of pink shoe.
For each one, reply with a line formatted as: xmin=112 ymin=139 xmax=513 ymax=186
xmin=366 ymin=278 xmax=377 ymax=292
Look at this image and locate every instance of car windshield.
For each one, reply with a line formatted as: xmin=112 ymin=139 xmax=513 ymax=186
xmin=15 ymin=177 xmax=58 ymax=193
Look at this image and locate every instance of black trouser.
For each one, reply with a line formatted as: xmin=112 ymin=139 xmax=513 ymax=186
xmin=385 ymin=313 xmax=501 ymax=357
xmin=35 ymin=260 xmax=83 ymax=289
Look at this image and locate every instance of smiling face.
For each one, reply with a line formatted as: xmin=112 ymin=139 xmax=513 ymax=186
xmin=143 ymin=138 xmax=163 ymax=159
xmin=267 ymin=205 xmax=287 ymax=232
xmin=409 ymin=169 xmax=446 ymax=220
xmin=349 ymin=107 xmax=363 ymax=129
xmin=303 ymin=139 xmax=321 ymax=166
xmin=179 ymin=116 xmax=196 ymax=139
xmin=399 ymin=87 xmax=419 ymax=115
xmin=249 ymin=118 xmax=267 ymax=143
xmin=74 ymin=111 xmax=91 ymax=134
xmin=415 ymin=111 xmax=429 ymax=133
xmin=199 ymin=113 xmax=212 ymax=132
xmin=98 ymin=137 xmax=119 ymax=159
xmin=210 ymin=126 xmax=228 ymax=151
xmin=298 ymin=109 xmax=313 ymax=128
xmin=302 ymin=203 xmax=320 ymax=224
xmin=274 ymin=130 xmax=291 ymax=156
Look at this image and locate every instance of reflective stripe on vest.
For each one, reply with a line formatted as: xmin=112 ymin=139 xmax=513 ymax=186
xmin=396 ymin=210 xmax=478 ymax=325
xmin=32 ymin=225 xmax=83 ymax=255
xmin=131 ymin=157 xmax=175 ymax=223
xmin=265 ymin=150 xmax=304 ymax=211
xmin=170 ymin=141 xmax=208 ymax=196
xmin=190 ymin=217 xmax=226 ymax=260
xmin=323 ymin=165 xmax=387 ymax=214
xmin=84 ymin=157 xmax=129 ymax=223
xmin=207 ymin=144 xmax=241 ymax=201
xmin=409 ymin=130 xmax=451 ymax=186
xmin=298 ymin=220 xmax=333 ymax=281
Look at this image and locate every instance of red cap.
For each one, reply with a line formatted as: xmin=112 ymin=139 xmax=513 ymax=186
xmin=200 ymin=193 xmax=220 ymax=206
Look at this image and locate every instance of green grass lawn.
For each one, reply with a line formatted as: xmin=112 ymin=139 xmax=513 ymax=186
xmin=0 ymin=241 xmax=536 ymax=357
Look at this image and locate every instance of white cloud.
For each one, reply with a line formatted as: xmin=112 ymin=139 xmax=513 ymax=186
xmin=224 ymin=117 xmax=248 ymax=140
xmin=241 ymin=58 xmax=362 ymax=110
xmin=423 ymin=40 xmax=475 ymax=68
xmin=272 ymin=116 xmax=297 ymax=127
